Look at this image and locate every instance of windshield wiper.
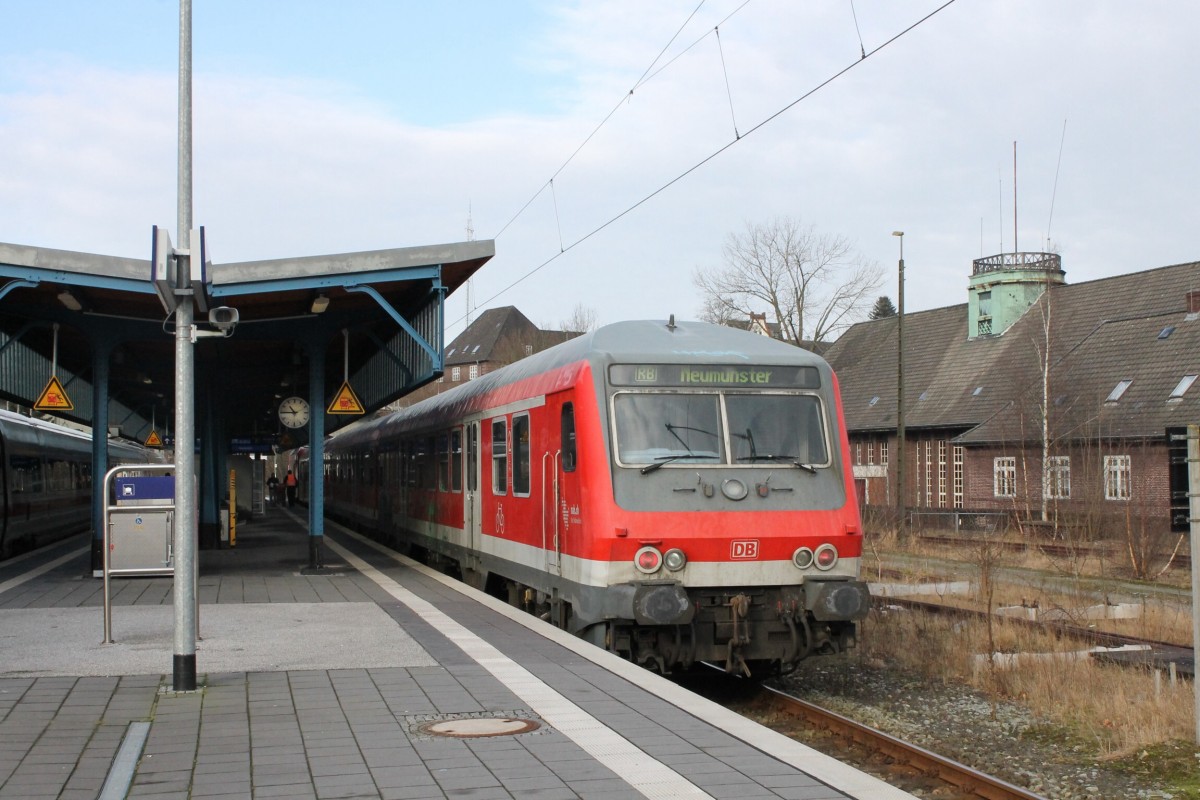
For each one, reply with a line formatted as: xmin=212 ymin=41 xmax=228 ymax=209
xmin=737 ymin=454 xmax=817 ymax=472
xmin=640 ymin=455 xmax=684 ymax=475
xmin=639 ymin=454 xmax=718 ymax=475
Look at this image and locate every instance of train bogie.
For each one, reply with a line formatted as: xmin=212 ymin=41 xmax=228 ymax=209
xmin=323 ymin=320 xmax=871 ymax=676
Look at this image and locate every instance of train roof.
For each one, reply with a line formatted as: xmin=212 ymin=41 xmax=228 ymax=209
xmin=329 ymin=319 xmax=833 ymax=448
xmin=0 ymin=408 xmax=152 ymax=459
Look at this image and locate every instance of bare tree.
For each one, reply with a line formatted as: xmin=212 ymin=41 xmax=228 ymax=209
xmin=560 ymin=303 xmax=599 ymax=334
xmin=693 ymin=217 xmax=883 ymax=347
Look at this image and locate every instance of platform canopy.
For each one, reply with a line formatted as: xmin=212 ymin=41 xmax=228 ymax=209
xmin=0 ymin=237 xmax=493 ymax=447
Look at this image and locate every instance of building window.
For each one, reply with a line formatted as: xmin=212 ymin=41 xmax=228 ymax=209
xmin=978 ymin=290 xmax=992 ymax=318
xmin=993 ymin=457 xmax=1016 ymax=498
xmin=867 ymin=442 xmax=875 ymax=466
xmin=855 ymin=442 xmax=862 ymax=465
xmin=1044 ymin=455 xmax=1070 ymax=499
xmin=451 ymin=366 xmax=461 ymax=382
xmin=1104 ymin=455 xmax=1131 ymax=501
xmin=491 ymin=419 xmax=508 ymax=495
xmin=469 ymin=364 xmax=480 ymax=381
xmin=937 ymin=440 xmax=947 ymax=508
xmin=924 ymin=441 xmax=933 ymax=506
xmin=952 ymin=446 xmax=964 ymax=508
xmin=881 ymin=441 xmax=888 ymax=466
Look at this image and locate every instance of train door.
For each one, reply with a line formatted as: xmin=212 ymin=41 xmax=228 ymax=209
xmin=542 ymin=400 xmax=577 ymax=575
xmin=541 ymin=441 xmax=561 ymax=575
xmin=465 ymin=420 xmax=481 ymax=558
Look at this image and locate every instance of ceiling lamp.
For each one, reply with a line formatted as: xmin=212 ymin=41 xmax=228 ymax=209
xmin=57 ymin=290 xmax=83 ymax=311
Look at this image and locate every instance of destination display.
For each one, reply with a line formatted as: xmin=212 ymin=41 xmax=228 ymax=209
xmin=608 ymin=363 xmax=820 ymax=389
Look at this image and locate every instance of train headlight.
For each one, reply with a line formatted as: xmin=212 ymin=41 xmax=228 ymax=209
xmin=814 ymin=543 xmax=839 ymax=570
xmin=792 ymin=547 xmax=814 ymax=569
xmin=663 ymin=548 xmax=687 ymax=572
xmin=634 ymin=546 xmax=663 ymax=574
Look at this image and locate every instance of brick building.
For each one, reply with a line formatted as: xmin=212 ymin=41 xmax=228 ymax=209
xmin=824 ymin=254 xmax=1200 ymax=536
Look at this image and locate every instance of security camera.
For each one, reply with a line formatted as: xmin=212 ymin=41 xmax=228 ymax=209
xmin=208 ymin=306 xmax=239 ymax=334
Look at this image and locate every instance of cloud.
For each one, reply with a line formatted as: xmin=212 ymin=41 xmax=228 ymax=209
xmin=1 ymin=0 xmax=1198 ymax=338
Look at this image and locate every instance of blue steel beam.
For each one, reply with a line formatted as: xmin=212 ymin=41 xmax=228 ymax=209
xmin=0 ymin=266 xmax=154 ymax=294
xmin=0 ymin=278 xmax=40 ymax=303
xmin=344 ymin=283 xmax=443 ymax=370
xmin=208 ymin=265 xmax=442 ymax=298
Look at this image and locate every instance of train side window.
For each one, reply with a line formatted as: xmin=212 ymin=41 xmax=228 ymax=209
xmin=466 ymin=424 xmax=478 ymax=492
xmin=421 ymin=437 xmax=436 ymax=488
xmin=561 ymin=403 xmax=576 ymax=472
xmin=450 ymin=428 xmax=463 ymax=492
xmin=492 ymin=418 xmax=508 ymax=495
xmin=436 ymin=434 xmax=449 ymax=491
xmin=512 ymin=414 xmax=531 ymax=497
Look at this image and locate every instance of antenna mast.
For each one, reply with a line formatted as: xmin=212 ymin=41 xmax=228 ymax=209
xmin=1013 ymin=141 xmax=1018 ymax=254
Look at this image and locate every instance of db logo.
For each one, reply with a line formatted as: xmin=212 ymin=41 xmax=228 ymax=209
xmin=731 ymin=540 xmax=759 ymax=559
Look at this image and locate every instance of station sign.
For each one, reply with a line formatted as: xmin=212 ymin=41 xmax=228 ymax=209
xmin=34 ymin=375 xmax=74 ymax=411
xmin=230 ymin=434 xmax=279 ymax=454
xmin=608 ymin=363 xmax=821 ymax=389
xmin=328 ymin=381 xmax=365 ymax=415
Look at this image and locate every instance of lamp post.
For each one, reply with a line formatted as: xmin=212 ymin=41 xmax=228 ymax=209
xmin=892 ymin=231 xmax=906 ymax=533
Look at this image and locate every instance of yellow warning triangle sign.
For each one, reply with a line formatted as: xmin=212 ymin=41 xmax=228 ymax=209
xmin=144 ymin=430 xmax=163 ymax=447
xmin=327 ymin=381 xmax=365 ymax=415
xmin=34 ymin=375 xmax=74 ymax=411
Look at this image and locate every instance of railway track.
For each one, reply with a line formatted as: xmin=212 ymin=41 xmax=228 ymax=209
xmin=916 ymin=532 xmax=1191 ymax=570
xmin=878 ymin=596 xmax=1195 ymax=676
xmin=758 ymin=683 xmax=1049 ymax=800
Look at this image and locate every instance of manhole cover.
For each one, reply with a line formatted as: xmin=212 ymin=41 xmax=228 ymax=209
xmin=419 ymin=717 xmax=540 ymax=738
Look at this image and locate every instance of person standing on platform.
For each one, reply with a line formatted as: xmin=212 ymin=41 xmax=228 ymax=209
xmin=285 ymin=469 xmax=298 ymax=507
xmin=267 ymin=473 xmax=279 ymax=505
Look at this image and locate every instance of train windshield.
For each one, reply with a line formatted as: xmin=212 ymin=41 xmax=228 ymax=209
xmin=725 ymin=393 xmax=827 ymax=465
xmin=613 ymin=394 xmax=725 ymax=465
xmin=613 ymin=391 xmax=828 ymax=469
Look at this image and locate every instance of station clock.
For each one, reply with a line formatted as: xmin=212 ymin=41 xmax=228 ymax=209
xmin=278 ymin=396 xmax=311 ymax=429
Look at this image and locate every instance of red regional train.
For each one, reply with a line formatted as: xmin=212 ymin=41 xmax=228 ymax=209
xmin=319 ymin=318 xmax=870 ymax=675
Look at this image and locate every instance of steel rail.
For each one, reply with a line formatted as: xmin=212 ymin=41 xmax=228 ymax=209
xmin=878 ymin=596 xmax=1194 ymax=675
xmin=762 ymin=684 xmax=1048 ymax=800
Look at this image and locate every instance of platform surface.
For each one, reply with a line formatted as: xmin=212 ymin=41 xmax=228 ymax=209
xmin=0 ymin=508 xmax=914 ymax=800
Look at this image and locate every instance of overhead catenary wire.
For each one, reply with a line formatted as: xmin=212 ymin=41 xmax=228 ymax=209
xmin=849 ymin=0 xmax=867 ymax=59
xmin=493 ymin=0 xmax=725 ymax=240
xmin=715 ymin=26 xmax=740 ymax=139
xmin=1046 ymin=118 xmax=1067 ymax=249
xmin=461 ymin=0 xmax=958 ymax=329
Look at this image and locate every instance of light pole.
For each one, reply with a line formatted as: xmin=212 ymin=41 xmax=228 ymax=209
xmin=892 ymin=231 xmax=906 ymax=533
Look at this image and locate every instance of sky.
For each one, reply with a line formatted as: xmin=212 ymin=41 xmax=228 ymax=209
xmin=1 ymin=1 xmax=1197 ymax=340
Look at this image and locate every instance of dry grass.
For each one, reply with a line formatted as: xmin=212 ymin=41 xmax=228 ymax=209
xmin=860 ymin=607 xmax=1194 ymax=758
xmin=864 ymin=526 xmax=1194 ymax=645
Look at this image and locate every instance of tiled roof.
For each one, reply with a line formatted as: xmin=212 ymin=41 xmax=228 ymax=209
xmin=444 ymin=306 xmax=576 ymax=366
xmin=445 ymin=306 xmax=536 ymax=365
xmin=824 ymin=261 xmax=1200 ymax=444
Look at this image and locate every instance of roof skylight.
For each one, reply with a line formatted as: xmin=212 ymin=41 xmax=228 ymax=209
xmin=1106 ymin=379 xmax=1133 ymax=403
xmin=1169 ymin=375 xmax=1197 ymax=401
